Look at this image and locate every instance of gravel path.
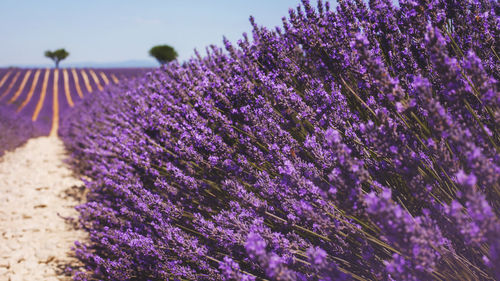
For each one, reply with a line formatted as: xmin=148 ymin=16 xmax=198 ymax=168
xmin=0 ymin=136 xmax=85 ymax=281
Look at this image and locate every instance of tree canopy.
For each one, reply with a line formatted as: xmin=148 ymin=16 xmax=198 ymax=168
xmin=45 ymin=49 xmax=69 ymax=68
xmin=149 ymin=45 xmax=178 ymax=65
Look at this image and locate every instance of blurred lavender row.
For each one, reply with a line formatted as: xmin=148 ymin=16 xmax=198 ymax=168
xmin=0 ymin=106 xmax=41 ymax=157
xmin=61 ymin=0 xmax=500 ymax=280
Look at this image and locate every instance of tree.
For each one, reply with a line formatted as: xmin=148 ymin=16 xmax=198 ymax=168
xmin=44 ymin=49 xmax=69 ymax=68
xmin=149 ymin=45 xmax=178 ymax=65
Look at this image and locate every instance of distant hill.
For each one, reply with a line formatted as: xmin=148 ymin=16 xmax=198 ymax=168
xmin=1 ymin=59 xmax=158 ymax=69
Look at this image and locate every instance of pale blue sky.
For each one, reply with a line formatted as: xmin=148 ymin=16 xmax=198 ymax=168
xmin=0 ymin=0 xmax=300 ymax=67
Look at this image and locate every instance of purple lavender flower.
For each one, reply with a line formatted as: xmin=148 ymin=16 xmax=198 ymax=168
xmin=60 ymin=0 xmax=500 ymax=280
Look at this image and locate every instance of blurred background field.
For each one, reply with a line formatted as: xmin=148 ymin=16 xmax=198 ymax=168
xmin=0 ymin=68 xmax=148 ymax=156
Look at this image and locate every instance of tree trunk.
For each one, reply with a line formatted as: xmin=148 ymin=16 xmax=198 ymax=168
xmin=55 ymin=60 xmax=59 ymax=69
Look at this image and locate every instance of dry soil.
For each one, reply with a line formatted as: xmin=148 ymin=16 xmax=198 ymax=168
xmin=0 ymin=136 xmax=85 ymax=281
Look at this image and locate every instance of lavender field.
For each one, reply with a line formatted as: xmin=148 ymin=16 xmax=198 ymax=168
xmin=56 ymin=0 xmax=500 ymax=280
xmin=0 ymin=0 xmax=499 ymax=280
xmin=0 ymin=68 xmax=148 ymax=141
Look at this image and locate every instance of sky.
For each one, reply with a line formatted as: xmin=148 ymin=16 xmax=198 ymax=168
xmin=0 ymin=0 xmax=300 ymax=67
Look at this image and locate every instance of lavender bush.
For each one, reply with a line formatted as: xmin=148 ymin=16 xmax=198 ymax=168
xmin=61 ymin=0 xmax=500 ymax=280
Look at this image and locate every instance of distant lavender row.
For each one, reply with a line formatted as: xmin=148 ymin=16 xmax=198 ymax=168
xmin=61 ymin=0 xmax=500 ymax=280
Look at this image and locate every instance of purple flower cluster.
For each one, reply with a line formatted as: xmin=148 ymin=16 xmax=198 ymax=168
xmin=61 ymin=0 xmax=500 ymax=280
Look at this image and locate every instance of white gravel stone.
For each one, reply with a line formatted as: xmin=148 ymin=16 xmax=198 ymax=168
xmin=0 ymin=136 xmax=86 ymax=280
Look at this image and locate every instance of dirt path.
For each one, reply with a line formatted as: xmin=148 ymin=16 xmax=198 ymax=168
xmin=0 ymin=136 xmax=85 ymax=281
